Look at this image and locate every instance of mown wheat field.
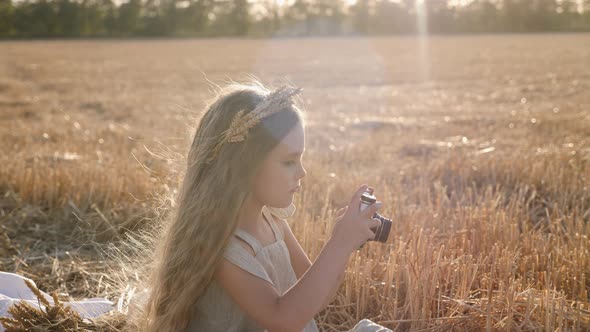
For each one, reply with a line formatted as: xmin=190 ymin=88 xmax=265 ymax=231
xmin=1 ymin=34 xmax=589 ymax=331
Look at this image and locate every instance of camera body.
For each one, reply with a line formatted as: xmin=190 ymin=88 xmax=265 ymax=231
xmin=358 ymin=189 xmax=392 ymax=249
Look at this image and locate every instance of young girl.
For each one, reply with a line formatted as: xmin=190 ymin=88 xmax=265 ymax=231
xmin=137 ymin=80 xmax=392 ymax=332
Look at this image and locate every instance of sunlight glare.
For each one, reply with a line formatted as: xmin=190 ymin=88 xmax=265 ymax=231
xmin=415 ymin=0 xmax=430 ymax=81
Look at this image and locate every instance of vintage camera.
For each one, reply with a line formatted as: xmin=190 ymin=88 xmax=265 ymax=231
xmin=358 ymin=189 xmax=392 ymax=250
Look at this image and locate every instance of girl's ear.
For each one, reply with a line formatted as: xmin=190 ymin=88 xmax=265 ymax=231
xmin=266 ymin=203 xmax=296 ymax=219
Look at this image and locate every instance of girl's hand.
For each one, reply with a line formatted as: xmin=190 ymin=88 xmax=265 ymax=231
xmin=329 ymin=184 xmax=383 ymax=254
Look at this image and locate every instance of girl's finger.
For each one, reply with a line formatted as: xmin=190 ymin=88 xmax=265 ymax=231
xmin=349 ymin=184 xmax=369 ymax=209
xmin=361 ymin=201 xmax=382 ymax=218
xmin=370 ymin=218 xmax=382 ymax=230
xmin=336 ymin=205 xmax=348 ymax=217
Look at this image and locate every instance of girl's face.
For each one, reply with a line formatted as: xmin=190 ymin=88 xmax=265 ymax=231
xmin=251 ymin=120 xmax=307 ymax=208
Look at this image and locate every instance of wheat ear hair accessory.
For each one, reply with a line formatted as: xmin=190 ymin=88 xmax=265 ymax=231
xmin=207 ymin=85 xmax=303 ymax=163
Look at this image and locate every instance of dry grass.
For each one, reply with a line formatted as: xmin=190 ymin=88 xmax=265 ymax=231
xmin=1 ymin=34 xmax=589 ymax=331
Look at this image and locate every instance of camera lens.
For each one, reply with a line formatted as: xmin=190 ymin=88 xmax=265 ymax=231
xmin=372 ymin=213 xmax=392 ymax=243
xmin=357 ymin=189 xmax=393 ymax=250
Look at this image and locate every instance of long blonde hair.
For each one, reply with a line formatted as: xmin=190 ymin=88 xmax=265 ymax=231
xmin=133 ymin=80 xmax=305 ymax=331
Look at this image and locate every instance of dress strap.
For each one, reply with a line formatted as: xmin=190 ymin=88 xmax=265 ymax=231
xmin=233 ymin=207 xmax=283 ymax=256
xmin=233 ymin=229 xmax=264 ymax=255
xmin=262 ymin=206 xmax=284 ymax=241
xmin=223 ymin=241 xmax=274 ymax=286
xmin=266 ymin=203 xmax=296 ymax=220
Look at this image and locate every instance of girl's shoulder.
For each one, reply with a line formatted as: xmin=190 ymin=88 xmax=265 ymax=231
xmin=222 ymin=237 xmax=274 ymax=285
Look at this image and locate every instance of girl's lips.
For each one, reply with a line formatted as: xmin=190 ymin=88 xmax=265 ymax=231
xmin=290 ymin=186 xmax=301 ymax=193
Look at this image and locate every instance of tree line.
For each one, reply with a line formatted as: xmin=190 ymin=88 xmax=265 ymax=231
xmin=1 ymin=0 xmax=589 ymax=38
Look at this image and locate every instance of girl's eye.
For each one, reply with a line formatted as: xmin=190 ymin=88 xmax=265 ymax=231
xmin=283 ymin=161 xmax=296 ymax=166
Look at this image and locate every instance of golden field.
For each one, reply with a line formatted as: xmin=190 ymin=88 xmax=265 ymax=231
xmin=0 ymin=34 xmax=589 ymax=331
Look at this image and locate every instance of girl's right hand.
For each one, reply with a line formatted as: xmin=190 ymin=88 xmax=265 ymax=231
xmin=329 ymin=184 xmax=383 ymax=254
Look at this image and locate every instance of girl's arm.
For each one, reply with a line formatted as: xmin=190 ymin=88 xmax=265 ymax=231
xmin=279 ymin=217 xmax=345 ymax=312
xmin=322 ymin=269 xmax=345 ymax=311
xmin=215 ymin=237 xmax=351 ymax=332
xmin=278 ymin=217 xmax=312 ymax=280
xmin=276 ymin=238 xmax=350 ymax=330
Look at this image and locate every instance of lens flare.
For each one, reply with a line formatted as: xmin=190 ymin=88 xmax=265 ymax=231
xmin=415 ymin=0 xmax=430 ymax=82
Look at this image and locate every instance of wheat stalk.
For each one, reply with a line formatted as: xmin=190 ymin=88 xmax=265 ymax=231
xmin=207 ymin=85 xmax=303 ymax=163
xmin=0 ymin=277 xmax=128 ymax=331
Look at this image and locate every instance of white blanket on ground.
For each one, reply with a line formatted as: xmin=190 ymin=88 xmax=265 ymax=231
xmin=0 ymin=272 xmax=114 ymax=331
